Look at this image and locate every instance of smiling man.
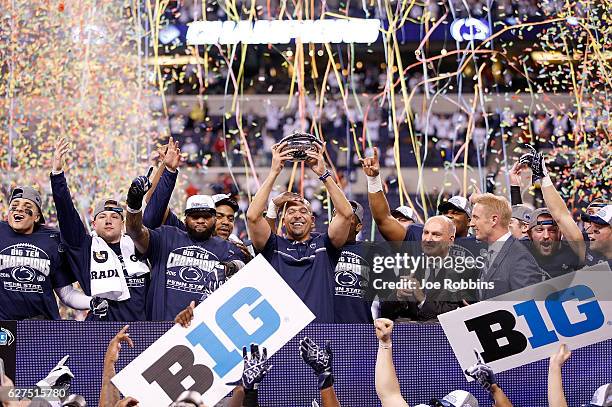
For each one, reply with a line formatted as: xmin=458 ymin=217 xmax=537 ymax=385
xmin=125 ymin=173 xmax=245 ymax=321
xmin=0 ymin=185 xmax=84 ymax=320
xmin=246 ymin=141 xmax=354 ymax=323
xmin=470 ymin=193 xmax=543 ymax=300
xmin=50 ymin=138 xmax=151 ymax=321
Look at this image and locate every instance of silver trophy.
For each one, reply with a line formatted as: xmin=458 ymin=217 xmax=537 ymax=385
xmin=279 ymin=131 xmax=323 ymax=162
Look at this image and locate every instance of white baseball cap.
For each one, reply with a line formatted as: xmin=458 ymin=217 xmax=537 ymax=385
xmin=584 ymin=205 xmax=612 ymax=227
xmin=438 ymin=196 xmax=472 ymax=218
xmin=185 ymin=195 xmax=216 ymax=215
xmin=587 ymin=384 xmax=612 ymax=407
xmin=433 ymin=390 xmax=479 ymax=407
xmin=392 ymin=205 xmax=418 ymax=223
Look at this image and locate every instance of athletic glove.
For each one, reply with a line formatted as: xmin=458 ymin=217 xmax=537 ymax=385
xmin=227 ymin=344 xmax=272 ymax=390
xmin=464 ymin=349 xmax=496 ymax=391
xmin=300 ymin=337 xmax=334 ymax=390
xmin=90 ymin=296 xmax=109 ymax=318
xmin=37 ymin=355 xmax=74 ymax=393
xmin=126 ymin=167 xmax=153 ymax=211
xmin=519 ymin=145 xmax=548 ymax=183
xmin=200 ymin=264 xmax=227 ymax=301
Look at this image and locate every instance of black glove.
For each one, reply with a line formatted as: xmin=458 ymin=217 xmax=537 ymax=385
xmin=300 ymin=337 xmax=334 ymax=390
xmin=519 ymin=145 xmax=548 ymax=183
xmin=223 ymin=260 xmax=245 ymax=279
xmin=227 ymin=344 xmax=272 ymax=390
xmin=90 ymin=297 xmax=109 ymax=318
xmin=126 ymin=167 xmax=153 ymax=211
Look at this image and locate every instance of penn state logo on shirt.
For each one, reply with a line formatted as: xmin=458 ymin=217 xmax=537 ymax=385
xmin=334 ymin=250 xmax=371 ymax=298
xmin=11 ymin=265 xmax=36 ymax=283
xmin=179 ymin=266 xmax=204 ymax=282
xmin=0 ymin=243 xmax=51 ymax=293
xmin=93 ymin=251 xmax=109 ymax=263
xmin=335 ymin=270 xmax=358 ymax=287
xmin=165 ymin=245 xmax=221 ymax=294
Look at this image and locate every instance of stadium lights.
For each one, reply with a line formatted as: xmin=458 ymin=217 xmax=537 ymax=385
xmin=186 ymin=19 xmax=381 ymax=45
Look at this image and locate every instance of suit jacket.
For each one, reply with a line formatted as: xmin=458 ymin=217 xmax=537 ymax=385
xmin=479 ymin=236 xmax=544 ymax=300
xmin=380 ymin=262 xmax=478 ymax=322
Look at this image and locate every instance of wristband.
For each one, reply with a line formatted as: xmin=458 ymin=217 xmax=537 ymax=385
xmin=378 ymin=342 xmax=392 ymax=349
xmin=318 ymin=169 xmax=332 ymax=182
xmin=541 ymin=176 xmax=553 ymax=187
xmin=367 ymin=174 xmax=383 ymax=193
xmin=267 ymin=200 xmax=278 ymax=219
xmin=126 ymin=206 xmax=142 ymax=214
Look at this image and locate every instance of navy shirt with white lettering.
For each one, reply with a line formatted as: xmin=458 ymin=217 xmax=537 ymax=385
xmin=51 ymin=172 xmax=150 ymax=321
xmin=0 ymin=222 xmax=74 ymax=320
xmin=259 ymin=233 xmax=341 ymax=323
xmin=143 ymin=225 xmax=243 ymax=321
xmin=333 ymin=242 xmax=375 ymax=323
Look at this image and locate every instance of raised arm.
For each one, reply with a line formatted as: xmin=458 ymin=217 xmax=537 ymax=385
xmin=125 ymin=171 xmax=153 ymax=255
xmin=465 ymin=349 xmax=513 ymax=407
xmin=508 ymin=162 xmax=524 ymax=205
xmin=306 ymin=145 xmax=352 ymax=249
xmin=143 ymin=138 xmax=182 ymax=229
xmin=548 ymin=344 xmax=571 ymax=407
xmin=361 ymin=148 xmax=407 ymax=241
xmin=100 ymin=325 xmax=134 ymax=407
xmin=50 ymin=137 xmax=88 ymax=247
xmin=374 ymin=318 xmax=409 ymax=407
xmin=537 ymin=161 xmax=585 ymax=261
xmin=246 ymin=142 xmax=293 ymax=251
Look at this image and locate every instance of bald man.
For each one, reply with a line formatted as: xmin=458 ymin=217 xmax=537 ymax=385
xmin=380 ymin=216 xmax=479 ymax=322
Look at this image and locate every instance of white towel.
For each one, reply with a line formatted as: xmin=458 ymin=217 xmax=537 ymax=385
xmin=90 ymin=235 xmax=149 ymax=301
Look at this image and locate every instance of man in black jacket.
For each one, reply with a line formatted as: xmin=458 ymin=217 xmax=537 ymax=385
xmin=381 ymin=216 xmax=479 ymax=321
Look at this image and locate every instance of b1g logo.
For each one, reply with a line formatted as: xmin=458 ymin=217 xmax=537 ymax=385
xmin=466 ymin=285 xmax=605 ymax=363
xmin=141 ymin=287 xmax=280 ymax=401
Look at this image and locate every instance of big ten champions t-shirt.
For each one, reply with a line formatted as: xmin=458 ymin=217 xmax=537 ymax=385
xmin=144 ymin=225 xmax=244 ymax=320
xmin=0 ymin=223 xmax=75 ymax=320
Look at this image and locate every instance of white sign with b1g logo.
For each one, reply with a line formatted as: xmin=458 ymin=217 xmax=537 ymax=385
xmin=438 ymin=263 xmax=612 ymax=377
xmin=112 ymin=255 xmax=315 ymax=406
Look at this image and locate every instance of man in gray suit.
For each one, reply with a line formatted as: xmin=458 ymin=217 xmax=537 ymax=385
xmin=470 ymin=193 xmax=543 ymax=300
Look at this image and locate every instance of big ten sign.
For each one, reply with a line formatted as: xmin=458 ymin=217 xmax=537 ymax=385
xmin=438 ymin=264 xmax=612 ymax=376
xmin=113 ymin=255 xmax=315 ymax=406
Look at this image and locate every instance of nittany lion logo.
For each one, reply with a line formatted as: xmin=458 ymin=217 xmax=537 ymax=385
xmin=11 ymin=266 xmax=36 ymax=283
xmin=180 ymin=266 xmax=204 ymax=282
xmin=93 ymin=251 xmax=109 ymax=263
xmin=335 ymin=270 xmax=358 ymax=287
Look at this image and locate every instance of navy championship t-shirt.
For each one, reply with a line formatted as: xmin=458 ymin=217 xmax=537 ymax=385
xmin=0 ymin=222 xmax=75 ymax=320
xmin=259 ymin=233 xmax=341 ymax=323
xmin=333 ymin=242 xmax=374 ymax=323
xmin=144 ymin=225 xmax=243 ymax=321
xmin=51 ymin=172 xmax=149 ymax=321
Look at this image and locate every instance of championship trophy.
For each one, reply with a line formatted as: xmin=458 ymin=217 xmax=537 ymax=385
xmin=279 ymin=131 xmax=323 ymax=162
